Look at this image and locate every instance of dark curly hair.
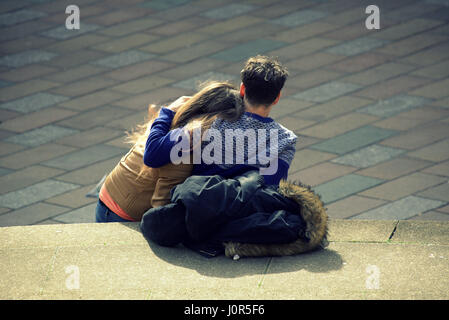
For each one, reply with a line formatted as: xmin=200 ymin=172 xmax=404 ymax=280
xmin=240 ymin=55 xmax=289 ymax=106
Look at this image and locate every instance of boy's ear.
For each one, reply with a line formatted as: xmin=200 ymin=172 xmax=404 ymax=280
xmin=239 ymin=83 xmax=245 ymax=97
xmin=272 ymin=92 xmax=281 ymax=106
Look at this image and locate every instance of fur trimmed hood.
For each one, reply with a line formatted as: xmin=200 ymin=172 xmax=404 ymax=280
xmin=224 ymin=179 xmax=329 ymax=258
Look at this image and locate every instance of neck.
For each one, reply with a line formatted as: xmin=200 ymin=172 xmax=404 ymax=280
xmin=244 ymin=99 xmax=272 ymax=118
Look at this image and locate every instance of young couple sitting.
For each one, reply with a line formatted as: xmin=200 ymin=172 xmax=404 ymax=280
xmin=96 ymin=55 xmax=328 ymax=258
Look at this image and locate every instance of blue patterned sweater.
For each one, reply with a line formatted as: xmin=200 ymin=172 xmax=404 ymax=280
xmin=144 ymin=108 xmax=297 ymax=186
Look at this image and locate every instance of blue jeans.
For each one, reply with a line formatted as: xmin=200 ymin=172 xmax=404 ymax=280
xmin=95 ymin=199 xmax=131 ymax=223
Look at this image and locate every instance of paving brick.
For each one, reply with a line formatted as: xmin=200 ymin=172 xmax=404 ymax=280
xmin=104 ymin=60 xmax=175 ymax=82
xmin=313 ymin=174 xmax=384 ymax=205
xmin=139 ymin=0 xmax=190 ymax=10
xmin=409 ymin=78 xmax=449 ymax=99
xmin=0 ymin=79 xmax=60 ymax=102
xmin=59 ymin=90 xmax=125 ymax=112
xmin=331 ymin=145 xmax=406 ymax=168
xmin=380 ymin=122 xmax=449 ymax=150
xmin=268 ymin=37 xmax=339 ymax=61
xmin=322 ymin=22 xmax=372 ymax=41
xmin=299 ymin=113 xmax=378 ymax=139
xmin=49 ymin=76 xmax=117 ymax=97
xmin=140 ymin=33 xmax=209 ymax=54
xmin=163 ymin=40 xmax=230 ymax=63
xmin=201 ymin=3 xmax=255 ymax=20
xmin=359 ymin=172 xmax=447 ymax=201
xmin=276 ymin=116 xmax=315 ymax=133
xmin=422 ymin=161 xmax=449 ymax=177
xmin=0 ymin=92 xmax=69 ymax=114
xmin=292 ymin=81 xmax=361 ymax=103
xmin=355 ymin=76 xmax=433 ymax=100
xmin=4 ymin=126 xmax=78 ymax=149
xmin=112 ymin=87 xmax=191 ymax=110
xmin=326 ymin=52 xmax=393 ymax=73
xmin=43 ymin=64 xmax=107 ymax=83
xmin=358 ymin=94 xmax=431 ymax=118
xmin=196 ymin=15 xmax=263 ymax=35
xmin=287 ymin=52 xmax=345 ymax=71
xmin=418 ymin=183 xmax=449 ymax=202
xmin=320 ymin=7 xmax=365 ymax=26
xmin=85 ymin=8 xmax=148 ymax=26
xmin=0 ymin=65 xmax=58 ymax=82
xmin=0 ymin=165 xmax=64 ymax=195
xmin=93 ymin=33 xmax=159 ymax=53
xmin=40 ymin=24 xmax=100 ymax=40
xmin=268 ymin=98 xmax=314 ymax=120
xmin=0 ymin=107 xmax=77 ymax=133
xmin=45 ymin=184 xmax=97 ymax=209
xmin=294 ymin=96 xmax=372 ymax=122
xmin=374 ymin=111 xmax=446 ymax=132
xmin=0 ymin=9 xmax=46 ymax=27
xmin=310 ymin=125 xmax=398 ymax=155
xmin=289 ymin=162 xmax=357 ymax=187
xmin=0 ymin=203 xmax=69 ymax=227
xmin=91 ymin=50 xmax=156 ymax=69
xmin=271 ymin=9 xmax=328 ymax=27
xmin=288 ymin=70 xmax=342 ymax=90
xmin=0 ymin=34 xmax=55 ymax=55
xmin=55 ymin=156 xmax=122 ymax=186
xmin=0 ymin=49 xmax=57 ymax=68
xmin=352 ymin=196 xmax=446 ymax=220
xmin=358 ymin=157 xmax=433 ymax=180
xmin=0 ymin=179 xmax=79 ymax=209
xmin=57 ymin=105 xmax=133 ymax=130
xmin=377 ymin=33 xmax=447 ymax=57
xmin=0 ymin=141 xmax=25 ymax=157
xmin=326 ymin=195 xmax=387 ymax=219
xmin=148 ymin=16 xmax=212 ymax=36
xmin=104 ymin=109 xmax=148 ymax=131
xmin=401 ymin=42 xmax=449 ymax=66
xmin=217 ymin=22 xmax=284 ymax=44
xmin=55 ymin=127 xmax=125 ymax=148
xmin=288 ymin=149 xmax=337 ymax=173
xmin=372 ymin=18 xmax=444 ymax=41
xmin=110 ymin=75 xmax=174 ymax=94
xmin=43 ymin=144 xmax=126 ymax=171
xmin=269 ymin=21 xmax=336 ymax=43
xmin=407 ymin=139 xmax=449 ymax=162
xmin=0 ymin=143 xmax=77 ymax=170
xmin=159 ymin=58 xmax=228 ymax=81
xmin=45 ymin=34 xmax=111 ymax=53
xmin=326 ymin=37 xmax=390 ymax=56
xmin=409 ymin=210 xmax=449 ymax=221
xmin=411 ymin=59 xmax=449 ymax=79
xmin=172 ymin=71 xmax=238 ymax=90
xmin=98 ymin=18 xmax=164 ymax=37
xmin=212 ymin=38 xmax=288 ymax=62
xmin=342 ymin=62 xmax=416 ymax=86
xmin=52 ymin=203 xmax=97 ymax=224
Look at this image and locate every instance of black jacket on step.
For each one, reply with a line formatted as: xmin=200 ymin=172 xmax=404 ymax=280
xmin=140 ymin=170 xmax=310 ymax=257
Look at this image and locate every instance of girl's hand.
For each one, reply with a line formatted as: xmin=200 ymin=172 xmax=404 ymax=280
xmin=166 ymin=96 xmax=191 ymax=112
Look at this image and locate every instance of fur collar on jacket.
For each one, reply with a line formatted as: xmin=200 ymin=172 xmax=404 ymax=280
xmin=224 ymin=180 xmax=329 ymax=258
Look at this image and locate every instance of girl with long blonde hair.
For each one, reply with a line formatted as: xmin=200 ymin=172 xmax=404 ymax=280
xmin=95 ymin=81 xmax=243 ymax=223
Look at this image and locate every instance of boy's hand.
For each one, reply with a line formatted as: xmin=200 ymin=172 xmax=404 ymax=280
xmin=166 ymin=96 xmax=191 ymax=112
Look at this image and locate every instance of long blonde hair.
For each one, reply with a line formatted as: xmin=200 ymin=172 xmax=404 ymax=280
xmin=127 ymin=81 xmax=244 ymax=155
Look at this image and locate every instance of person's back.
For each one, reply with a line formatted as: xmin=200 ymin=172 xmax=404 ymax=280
xmin=193 ymin=55 xmax=297 ymax=185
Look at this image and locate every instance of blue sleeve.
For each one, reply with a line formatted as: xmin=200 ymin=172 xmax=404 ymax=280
xmin=143 ymin=107 xmax=185 ymax=168
xmin=263 ymin=159 xmax=290 ymax=186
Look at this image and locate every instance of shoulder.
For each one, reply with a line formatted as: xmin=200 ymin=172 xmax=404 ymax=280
xmin=271 ymin=121 xmax=298 ymax=146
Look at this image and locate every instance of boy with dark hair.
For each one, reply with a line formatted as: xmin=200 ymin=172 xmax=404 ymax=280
xmin=192 ymin=55 xmax=297 ymax=185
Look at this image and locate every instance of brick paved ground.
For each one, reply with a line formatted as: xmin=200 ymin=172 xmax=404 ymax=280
xmin=0 ymin=0 xmax=448 ymax=226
